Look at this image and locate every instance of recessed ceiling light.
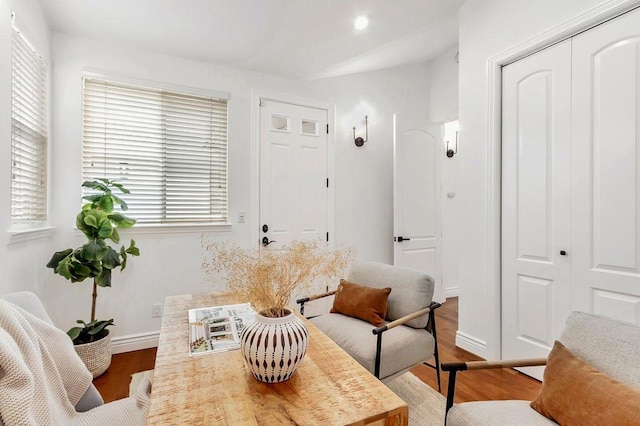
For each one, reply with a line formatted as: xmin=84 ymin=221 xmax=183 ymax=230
xmin=354 ymin=15 xmax=369 ymax=31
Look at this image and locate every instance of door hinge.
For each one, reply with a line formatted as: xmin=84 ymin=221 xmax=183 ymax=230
xmin=326 ymin=178 xmax=329 ymax=188
xmin=326 ymin=124 xmax=329 ymax=134
xmin=326 ymin=232 xmax=329 ymax=242
xmin=259 ymin=99 xmax=264 ymax=107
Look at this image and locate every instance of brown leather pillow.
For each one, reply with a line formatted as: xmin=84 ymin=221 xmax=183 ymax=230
xmin=330 ymin=279 xmax=391 ymax=326
xmin=531 ymin=340 xmax=640 ymax=425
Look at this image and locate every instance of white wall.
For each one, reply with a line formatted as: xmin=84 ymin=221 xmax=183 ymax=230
xmin=48 ymin=31 xmax=430 ymax=351
xmin=0 ymin=0 xmax=53 ymax=296
xmin=428 ymin=46 xmax=459 ymax=297
xmin=457 ymin=0 xmax=636 ymax=358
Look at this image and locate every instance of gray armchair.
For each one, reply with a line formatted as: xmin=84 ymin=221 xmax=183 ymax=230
xmin=443 ymin=312 xmax=640 ymax=425
xmin=298 ymin=261 xmax=441 ymax=389
xmin=0 ymin=291 xmax=150 ymax=425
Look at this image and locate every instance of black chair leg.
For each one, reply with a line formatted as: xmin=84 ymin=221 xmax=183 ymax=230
xmin=430 ymin=310 xmax=442 ymax=392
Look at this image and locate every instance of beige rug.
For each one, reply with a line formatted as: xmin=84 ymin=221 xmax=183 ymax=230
xmin=130 ymin=370 xmax=445 ymax=425
xmin=386 ymin=372 xmax=446 ymax=426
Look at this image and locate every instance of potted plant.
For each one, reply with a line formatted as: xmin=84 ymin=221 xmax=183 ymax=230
xmin=47 ymin=178 xmax=140 ymax=377
xmin=201 ymin=238 xmax=351 ymax=383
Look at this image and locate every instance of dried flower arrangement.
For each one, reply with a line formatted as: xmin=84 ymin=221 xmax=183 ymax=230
xmin=201 ymin=238 xmax=352 ymax=318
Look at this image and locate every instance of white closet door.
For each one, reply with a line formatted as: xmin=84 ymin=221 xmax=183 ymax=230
xmin=572 ymin=8 xmax=640 ymax=325
xmin=502 ymin=40 xmax=572 ymax=378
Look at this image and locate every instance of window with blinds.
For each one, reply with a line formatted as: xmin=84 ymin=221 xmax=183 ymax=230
xmin=82 ymin=78 xmax=229 ymax=224
xmin=11 ymin=25 xmax=48 ymax=222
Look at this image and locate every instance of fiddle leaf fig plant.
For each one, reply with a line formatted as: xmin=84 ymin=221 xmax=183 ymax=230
xmin=47 ymin=178 xmax=141 ymax=344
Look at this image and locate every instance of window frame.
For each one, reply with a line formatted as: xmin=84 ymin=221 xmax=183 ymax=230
xmin=80 ymin=72 xmax=232 ymax=232
xmin=8 ymin=14 xmax=54 ymax=243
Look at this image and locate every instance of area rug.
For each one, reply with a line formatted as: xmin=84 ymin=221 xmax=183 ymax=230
xmin=130 ymin=370 xmax=445 ymax=425
xmin=385 ymin=372 xmax=446 ymax=426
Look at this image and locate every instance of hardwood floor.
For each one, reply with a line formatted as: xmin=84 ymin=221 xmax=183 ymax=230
xmin=94 ymin=297 xmax=541 ymax=404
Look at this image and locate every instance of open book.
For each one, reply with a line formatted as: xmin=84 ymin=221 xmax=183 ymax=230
xmin=188 ymin=303 xmax=257 ymax=356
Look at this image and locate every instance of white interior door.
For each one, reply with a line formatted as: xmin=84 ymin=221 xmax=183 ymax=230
xmin=393 ymin=114 xmax=443 ymax=303
xmin=501 ymin=40 xmax=572 ymax=379
xmin=571 ymin=8 xmax=640 ymax=325
xmin=259 ymin=99 xmax=329 ymax=314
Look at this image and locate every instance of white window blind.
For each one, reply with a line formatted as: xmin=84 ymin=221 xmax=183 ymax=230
xmin=82 ymin=78 xmax=229 ymax=224
xmin=11 ymin=25 xmax=48 ymax=222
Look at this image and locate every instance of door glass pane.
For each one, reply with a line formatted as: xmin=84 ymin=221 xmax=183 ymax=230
xmin=271 ymin=115 xmax=289 ymax=132
xmin=301 ymin=119 xmax=318 ymax=136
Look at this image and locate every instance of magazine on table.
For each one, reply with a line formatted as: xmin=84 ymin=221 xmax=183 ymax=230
xmin=188 ymin=302 xmax=257 ymax=356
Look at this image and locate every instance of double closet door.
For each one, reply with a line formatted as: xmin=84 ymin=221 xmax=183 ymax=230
xmin=502 ymin=7 xmax=640 ymax=378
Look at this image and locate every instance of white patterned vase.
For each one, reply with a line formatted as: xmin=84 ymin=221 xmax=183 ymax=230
xmin=240 ymin=309 xmax=309 ymax=383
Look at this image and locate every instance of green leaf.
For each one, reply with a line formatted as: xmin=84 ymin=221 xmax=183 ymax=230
xmin=88 ymin=319 xmax=114 ymax=335
xmin=108 ymin=213 xmax=136 ymax=228
xmin=67 ymin=327 xmax=82 ymax=342
xmin=110 ymin=228 xmax=120 ymax=244
xmin=111 ymin=194 xmax=128 ymax=211
xmin=82 ymin=194 xmax=102 ymax=203
xmin=95 ymin=268 xmax=112 ymax=287
xmin=111 ymin=182 xmax=130 ymax=194
xmin=83 ymin=214 xmax=98 ymax=229
xmin=76 ymin=213 xmax=94 ymax=239
xmin=87 ymin=261 xmax=103 ymax=276
xmin=55 ymin=257 xmax=72 ymax=280
xmin=102 ymin=247 xmax=121 ymax=270
xmin=69 ymin=261 xmax=92 ymax=278
xmin=82 ymin=239 xmax=108 ymax=261
xmin=97 ymin=219 xmax=113 ymax=239
xmin=46 ymin=249 xmax=72 ymax=269
xmin=126 ymin=239 xmax=140 ymax=256
xmin=76 ymin=319 xmax=87 ymax=326
xmin=82 ymin=180 xmax=108 ymax=192
xmin=97 ymin=178 xmax=111 ymax=184
xmin=99 ymin=195 xmax=114 ymax=212
xmin=120 ymin=246 xmax=128 ymax=270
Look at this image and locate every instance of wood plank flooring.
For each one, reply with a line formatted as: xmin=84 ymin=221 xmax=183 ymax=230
xmin=94 ymin=297 xmax=541 ymax=404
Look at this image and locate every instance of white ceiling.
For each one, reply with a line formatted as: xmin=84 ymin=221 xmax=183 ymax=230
xmin=38 ymin=0 xmax=463 ymax=80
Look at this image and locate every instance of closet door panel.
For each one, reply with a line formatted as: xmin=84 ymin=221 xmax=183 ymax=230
xmin=502 ymin=40 xmax=572 ymax=378
xmin=572 ymin=7 xmax=640 ymax=325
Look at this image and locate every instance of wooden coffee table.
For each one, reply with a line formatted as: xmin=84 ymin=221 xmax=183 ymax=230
xmin=147 ymin=293 xmax=408 ymax=425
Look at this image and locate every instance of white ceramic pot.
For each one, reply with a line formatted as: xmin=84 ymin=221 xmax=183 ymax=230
xmin=240 ymin=309 xmax=309 ymax=383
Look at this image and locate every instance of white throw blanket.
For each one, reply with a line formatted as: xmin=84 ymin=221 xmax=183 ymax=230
xmin=0 ymin=298 xmax=150 ymax=425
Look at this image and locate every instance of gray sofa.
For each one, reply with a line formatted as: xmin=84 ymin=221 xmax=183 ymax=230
xmin=445 ymin=312 xmax=640 ymax=425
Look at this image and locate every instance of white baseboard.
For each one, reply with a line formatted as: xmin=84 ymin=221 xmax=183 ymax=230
xmin=445 ymin=286 xmax=459 ymax=298
xmin=455 ymin=330 xmax=488 ymax=359
xmin=111 ymin=331 xmax=159 ymax=354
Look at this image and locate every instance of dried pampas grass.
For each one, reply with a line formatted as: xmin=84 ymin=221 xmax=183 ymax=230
xmin=201 ymin=238 xmax=353 ymax=317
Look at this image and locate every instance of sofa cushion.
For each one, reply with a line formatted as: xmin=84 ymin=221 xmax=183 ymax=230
xmin=560 ymin=311 xmax=640 ymax=388
xmin=446 ymin=400 xmax=556 ymax=426
xmin=310 ymin=313 xmax=434 ymax=380
xmin=530 ymin=340 xmax=640 ymax=425
xmin=330 ymin=279 xmax=391 ymax=326
xmin=347 ymin=261 xmax=433 ymax=328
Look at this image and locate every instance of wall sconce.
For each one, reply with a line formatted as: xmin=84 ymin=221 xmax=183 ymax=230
xmin=353 ymin=116 xmax=368 ymax=147
xmin=446 ymin=130 xmax=458 ymax=158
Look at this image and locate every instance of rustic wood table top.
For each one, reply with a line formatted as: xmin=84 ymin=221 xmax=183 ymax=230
xmin=146 ymin=293 xmax=408 ymax=425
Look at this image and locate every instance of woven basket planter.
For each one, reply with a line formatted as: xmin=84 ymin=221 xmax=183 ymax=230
xmin=74 ymin=330 xmax=112 ymax=378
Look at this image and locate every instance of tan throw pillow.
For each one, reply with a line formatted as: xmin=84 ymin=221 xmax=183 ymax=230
xmin=531 ymin=340 xmax=640 ymax=425
xmin=330 ymin=279 xmax=391 ymax=326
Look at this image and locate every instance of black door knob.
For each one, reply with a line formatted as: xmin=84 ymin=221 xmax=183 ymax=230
xmin=395 ymin=236 xmax=411 ymax=242
xmin=262 ymin=224 xmax=268 ymax=233
xmin=560 ymin=250 xmax=567 ymax=256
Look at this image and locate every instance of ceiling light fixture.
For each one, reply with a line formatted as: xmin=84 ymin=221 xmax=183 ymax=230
xmin=354 ymin=15 xmax=369 ymax=31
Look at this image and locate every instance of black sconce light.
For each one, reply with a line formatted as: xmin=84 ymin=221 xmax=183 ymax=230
xmin=446 ymin=130 xmax=458 ymax=158
xmin=353 ymin=115 xmax=368 ymax=147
